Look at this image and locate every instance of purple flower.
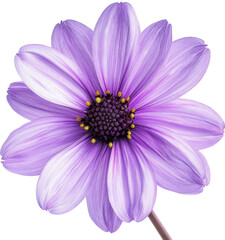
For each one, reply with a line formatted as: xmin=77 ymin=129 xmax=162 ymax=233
xmin=1 ymin=2 xmax=224 ymax=233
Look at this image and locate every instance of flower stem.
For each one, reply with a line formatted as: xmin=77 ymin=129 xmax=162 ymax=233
xmin=148 ymin=211 xmax=172 ymax=240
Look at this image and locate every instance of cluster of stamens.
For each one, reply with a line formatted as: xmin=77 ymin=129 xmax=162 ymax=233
xmin=76 ymin=90 xmax=135 ymax=148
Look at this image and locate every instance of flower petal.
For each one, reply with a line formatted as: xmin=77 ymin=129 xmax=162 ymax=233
xmin=92 ymin=2 xmax=140 ymax=95
xmin=132 ymin=124 xmax=210 ymax=194
xmin=86 ymin=148 xmax=122 ymax=232
xmin=1 ymin=117 xmax=84 ymax=176
xmin=135 ymin=99 xmax=224 ymax=149
xmin=122 ymin=20 xmax=172 ymax=97
xmin=52 ymin=20 xmax=101 ymax=93
xmin=37 ymin=137 xmax=105 ymax=214
xmin=131 ymin=37 xmax=210 ymax=109
xmin=107 ymin=139 xmax=156 ymax=222
xmin=15 ymin=44 xmax=92 ymax=111
xmin=7 ymin=82 xmax=81 ymax=120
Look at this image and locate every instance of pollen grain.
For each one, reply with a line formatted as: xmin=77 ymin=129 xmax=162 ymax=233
xmin=121 ymin=98 xmax=125 ymax=103
xmin=84 ymin=126 xmax=90 ymax=131
xmin=96 ymin=97 xmax=101 ymax=103
xmin=91 ymin=138 xmax=96 ymax=144
xmin=127 ymin=135 xmax=132 ymax=139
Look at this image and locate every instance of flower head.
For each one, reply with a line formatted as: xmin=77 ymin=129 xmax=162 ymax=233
xmin=1 ymin=2 xmax=224 ymax=233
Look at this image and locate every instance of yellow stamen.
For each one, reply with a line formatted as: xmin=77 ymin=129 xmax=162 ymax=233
xmin=131 ymin=124 xmax=135 ymax=129
xmin=117 ymin=91 xmax=122 ymax=97
xmin=106 ymin=90 xmax=110 ymax=95
xmin=76 ymin=117 xmax=82 ymax=121
xmin=127 ymin=135 xmax=132 ymax=139
xmin=86 ymin=101 xmax=91 ymax=106
xmin=91 ymin=138 xmax=96 ymax=144
xmin=80 ymin=123 xmax=84 ymax=128
xmin=96 ymin=91 xmax=100 ymax=96
xmin=130 ymin=113 xmax=135 ymax=119
xmin=108 ymin=142 xmax=113 ymax=148
xmin=84 ymin=126 xmax=90 ymax=131
xmin=131 ymin=109 xmax=135 ymax=113
xmin=96 ymin=97 xmax=101 ymax=103
xmin=127 ymin=130 xmax=131 ymax=135
xmin=121 ymin=98 xmax=125 ymax=103
xmin=126 ymin=97 xmax=130 ymax=102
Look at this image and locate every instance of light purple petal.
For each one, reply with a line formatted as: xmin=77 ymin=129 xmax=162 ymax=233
xmin=92 ymin=2 xmax=140 ymax=95
xmin=131 ymin=37 xmax=210 ymax=109
xmin=135 ymin=99 xmax=224 ymax=149
xmin=15 ymin=44 xmax=92 ymax=111
xmin=1 ymin=117 xmax=84 ymax=176
xmin=132 ymin=124 xmax=210 ymax=194
xmin=122 ymin=20 xmax=172 ymax=97
xmin=7 ymin=82 xmax=82 ymax=120
xmin=107 ymin=139 xmax=156 ymax=222
xmin=37 ymin=137 xmax=106 ymax=214
xmin=86 ymin=148 xmax=122 ymax=232
xmin=52 ymin=20 xmax=102 ymax=94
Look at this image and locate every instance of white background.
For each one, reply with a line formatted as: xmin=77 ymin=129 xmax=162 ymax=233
xmin=0 ymin=0 xmax=225 ymax=239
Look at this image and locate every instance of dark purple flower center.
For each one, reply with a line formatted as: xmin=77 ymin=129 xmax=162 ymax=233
xmin=77 ymin=91 xmax=135 ymax=147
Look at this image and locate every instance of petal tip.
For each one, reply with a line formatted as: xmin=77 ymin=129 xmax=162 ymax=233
xmin=58 ymin=20 xmax=70 ymax=30
xmin=15 ymin=52 xmax=22 ymax=61
xmin=161 ymin=19 xmax=169 ymax=26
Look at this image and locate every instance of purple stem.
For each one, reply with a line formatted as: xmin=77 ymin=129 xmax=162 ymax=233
xmin=149 ymin=211 xmax=172 ymax=240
